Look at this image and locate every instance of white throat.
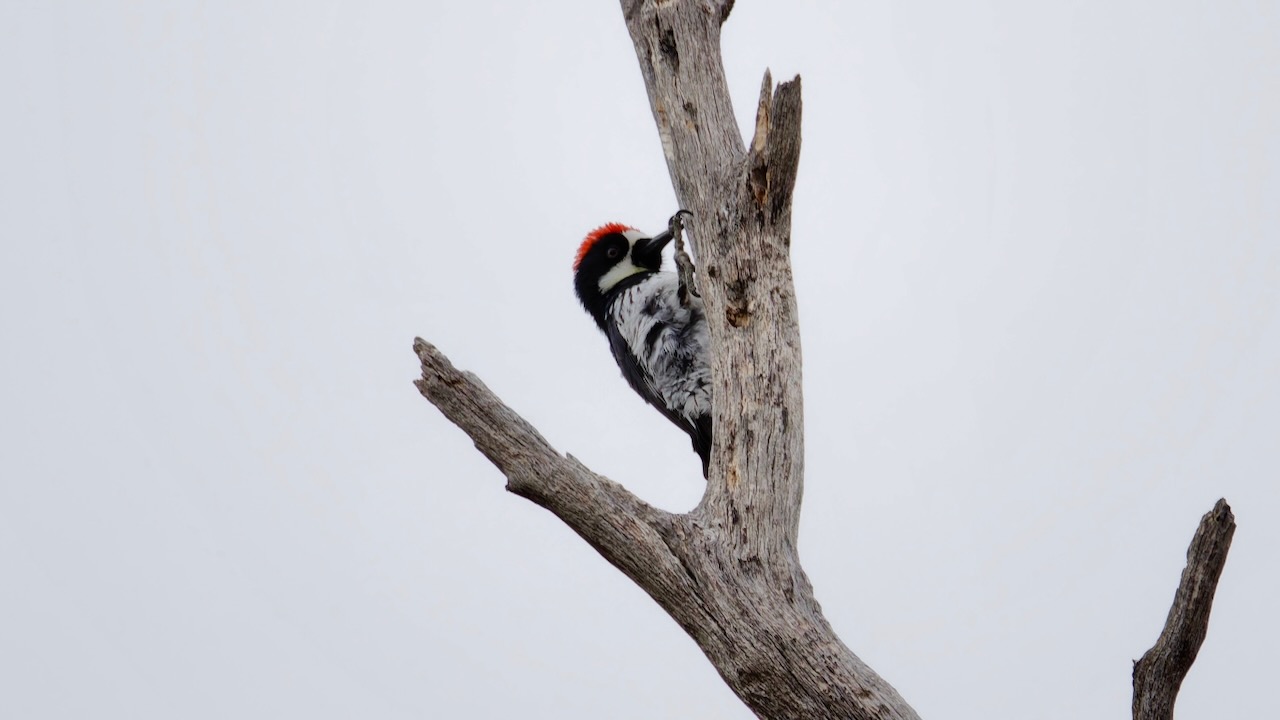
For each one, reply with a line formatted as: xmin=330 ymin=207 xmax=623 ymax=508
xmin=597 ymin=256 xmax=646 ymax=293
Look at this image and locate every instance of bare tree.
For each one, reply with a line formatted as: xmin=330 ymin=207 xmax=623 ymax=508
xmin=413 ymin=2 xmax=1234 ymax=718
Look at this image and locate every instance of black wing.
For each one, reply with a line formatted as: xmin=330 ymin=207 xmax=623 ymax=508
xmin=605 ymin=318 xmax=712 ymax=477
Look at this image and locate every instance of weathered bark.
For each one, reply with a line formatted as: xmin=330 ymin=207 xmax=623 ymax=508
xmin=416 ymin=329 xmax=915 ymax=719
xmin=414 ymin=2 xmax=1236 ymax=719
xmin=1132 ymin=499 xmax=1236 ymax=720
xmin=415 ymin=2 xmax=916 ymax=715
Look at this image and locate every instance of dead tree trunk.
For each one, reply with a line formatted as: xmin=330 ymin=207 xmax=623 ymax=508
xmin=414 ymin=0 xmax=916 ymax=715
xmin=413 ymin=2 xmax=1234 ymax=718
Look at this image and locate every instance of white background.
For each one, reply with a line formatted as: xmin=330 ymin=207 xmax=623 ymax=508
xmin=2 ymin=2 xmax=1276 ymax=718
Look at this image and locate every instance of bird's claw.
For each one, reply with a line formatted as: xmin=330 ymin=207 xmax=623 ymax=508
xmin=669 ymin=209 xmax=700 ymax=305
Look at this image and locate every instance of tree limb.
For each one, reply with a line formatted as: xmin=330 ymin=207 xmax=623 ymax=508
xmin=413 ymin=338 xmax=686 ymax=594
xmin=415 ymin=336 xmax=917 ymax=720
xmin=1132 ymin=498 xmax=1236 ymax=720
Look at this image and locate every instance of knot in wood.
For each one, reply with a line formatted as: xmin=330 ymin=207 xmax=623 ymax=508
xmin=658 ymin=25 xmax=679 ymax=72
xmin=726 ymin=304 xmax=752 ymax=327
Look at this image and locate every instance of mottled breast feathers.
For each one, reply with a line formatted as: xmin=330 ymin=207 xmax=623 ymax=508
xmin=604 ymin=273 xmax=712 ymax=474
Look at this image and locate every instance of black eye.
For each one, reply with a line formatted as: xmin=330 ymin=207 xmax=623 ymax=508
xmin=606 ymin=246 xmax=622 ymax=259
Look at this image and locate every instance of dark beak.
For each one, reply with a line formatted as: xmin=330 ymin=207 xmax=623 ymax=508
xmin=633 ymin=209 xmax=693 ymax=270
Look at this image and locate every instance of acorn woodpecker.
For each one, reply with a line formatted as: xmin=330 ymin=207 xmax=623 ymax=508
xmin=573 ymin=211 xmax=712 ymax=477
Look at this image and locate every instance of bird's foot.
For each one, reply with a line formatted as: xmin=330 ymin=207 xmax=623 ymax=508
xmin=669 ymin=210 xmax=700 ymax=306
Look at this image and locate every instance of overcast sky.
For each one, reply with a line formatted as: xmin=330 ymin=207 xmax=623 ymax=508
xmin=2 ymin=2 xmax=1277 ymax=718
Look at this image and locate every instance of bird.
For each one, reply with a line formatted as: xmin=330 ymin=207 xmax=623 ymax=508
xmin=573 ymin=210 xmax=712 ymax=477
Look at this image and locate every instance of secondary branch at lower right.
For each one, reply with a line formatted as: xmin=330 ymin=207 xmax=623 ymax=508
xmin=1132 ymin=498 xmax=1235 ymax=720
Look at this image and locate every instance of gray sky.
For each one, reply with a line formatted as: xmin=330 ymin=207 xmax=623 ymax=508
xmin=2 ymin=2 xmax=1277 ymax=718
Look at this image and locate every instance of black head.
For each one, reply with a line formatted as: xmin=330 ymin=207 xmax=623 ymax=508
xmin=573 ymin=222 xmax=674 ymax=329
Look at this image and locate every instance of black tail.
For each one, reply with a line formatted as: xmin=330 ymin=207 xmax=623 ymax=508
xmin=690 ymin=414 xmax=713 ymax=478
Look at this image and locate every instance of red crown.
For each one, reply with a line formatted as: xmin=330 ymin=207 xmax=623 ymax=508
xmin=574 ymin=222 xmax=635 ymax=270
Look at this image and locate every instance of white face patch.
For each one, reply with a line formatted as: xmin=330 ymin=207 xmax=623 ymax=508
xmin=597 ymin=256 xmax=644 ymax=293
xmin=596 ymin=230 xmax=649 ymax=293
